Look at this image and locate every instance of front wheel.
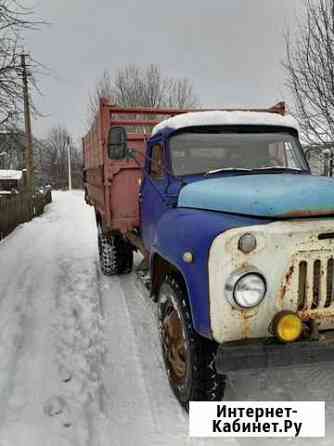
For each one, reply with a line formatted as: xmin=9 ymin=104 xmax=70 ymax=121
xmin=157 ymin=275 xmax=225 ymax=410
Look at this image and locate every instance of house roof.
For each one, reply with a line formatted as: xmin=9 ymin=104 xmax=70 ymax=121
xmin=0 ymin=170 xmax=23 ymax=181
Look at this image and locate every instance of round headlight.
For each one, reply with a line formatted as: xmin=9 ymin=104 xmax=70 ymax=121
xmin=233 ymin=273 xmax=266 ymax=308
xmin=238 ymin=233 xmax=257 ymax=254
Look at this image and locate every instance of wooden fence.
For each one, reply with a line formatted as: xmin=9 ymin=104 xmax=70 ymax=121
xmin=0 ymin=190 xmax=52 ymax=240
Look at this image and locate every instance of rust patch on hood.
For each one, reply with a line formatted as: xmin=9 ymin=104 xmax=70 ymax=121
xmin=280 ymin=209 xmax=334 ymax=218
xmin=278 ymin=265 xmax=295 ymax=305
xmin=240 ymin=311 xmax=251 ymax=339
xmin=298 ymin=308 xmax=334 ymax=321
xmin=239 ymin=309 xmax=257 ymax=339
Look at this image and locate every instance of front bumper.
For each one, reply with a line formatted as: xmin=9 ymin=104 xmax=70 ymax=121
xmin=216 ymin=333 xmax=334 ymax=374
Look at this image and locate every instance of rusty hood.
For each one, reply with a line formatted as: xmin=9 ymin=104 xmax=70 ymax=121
xmin=177 ymin=173 xmax=334 ymax=218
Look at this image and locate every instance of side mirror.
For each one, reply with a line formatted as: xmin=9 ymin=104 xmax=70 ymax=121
xmin=108 ymin=126 xmax=128 ymax=160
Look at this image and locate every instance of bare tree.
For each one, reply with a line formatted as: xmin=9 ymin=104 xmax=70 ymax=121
xmin=284 ymin=0 xmax=334 ymax=144
xmin=165 ymin=77 xmax=197 ymax=109
xmin=0 ymin=129 xmax=23 ymax=167
xmin=87 ymin=70 xmax=114 ymax=126
xmin=42 ymin=127 xmax=82 ymax=189
xmin=87 ymin=64 xmax=198 ymax=124
xmin=0 ymin=1 xmax=43 ymax=128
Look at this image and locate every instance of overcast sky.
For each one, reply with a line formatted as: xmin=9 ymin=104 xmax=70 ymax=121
xmin=24 ymin=0 xmax=304 ymax=143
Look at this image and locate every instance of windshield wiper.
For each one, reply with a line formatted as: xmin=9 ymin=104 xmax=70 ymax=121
xmin=204 ymin=167 xmax=252 ymax=176
xmin=252 ymin=166 xmax=306 ymax=174
xmin=204 ymin=166 xmax=307 ymax=176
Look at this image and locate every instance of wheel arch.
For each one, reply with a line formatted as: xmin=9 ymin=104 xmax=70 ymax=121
xmin=95 ymin=208 xmax=112 ymax=235
xmin=150 ymin=253 xmax=194 ymax=320
xmin=151 ymin=253 xmax=187 ymax=297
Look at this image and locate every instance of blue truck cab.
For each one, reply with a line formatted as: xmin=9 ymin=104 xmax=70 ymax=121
xmin=136 ymin=107 xmax=334 ymax=407
xmin=91 ymin=103 xmax=334 ymax=408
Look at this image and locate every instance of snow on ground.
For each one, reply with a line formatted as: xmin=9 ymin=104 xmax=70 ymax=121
xmin=0 ymin=191 xmax=105 ymax=446
xmin=0 ymin=191 xmax=334 ymax=445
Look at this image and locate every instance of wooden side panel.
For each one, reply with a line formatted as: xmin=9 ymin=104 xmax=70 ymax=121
xmin=83 ymin=101 xmax=106 ymax=218
xmin=109 ymin=167 xmax=142 ymax=233
xmin=85 ymin=166 xmax=105 ymax=215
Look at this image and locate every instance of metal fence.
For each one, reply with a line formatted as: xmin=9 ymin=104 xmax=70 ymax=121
xmin=0 ymin=190 xmax=52 ymax=240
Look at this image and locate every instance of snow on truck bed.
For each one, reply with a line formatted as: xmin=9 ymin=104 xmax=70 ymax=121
xmin=152 ymin=110 xmax=299 ymax=135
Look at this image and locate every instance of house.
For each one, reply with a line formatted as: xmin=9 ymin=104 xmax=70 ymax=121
xmin=0 ymin=170 xmax=24 ymax=196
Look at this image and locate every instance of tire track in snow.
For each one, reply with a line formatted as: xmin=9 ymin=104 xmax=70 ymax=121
xmin=100 ymin=273 xmax=158 ymax=445
xmin=0 ymin=263 xmax=39 ymax=427
xmin=100 ymin=264 xmax=237 ymax=446
xmin=118 ymin=274 xmax=187 ymax=429
xmin=52 ymin=257 xmax=106 ymax=445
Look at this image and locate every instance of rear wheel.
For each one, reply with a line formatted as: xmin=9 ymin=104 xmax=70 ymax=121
xmin=97 ymin=228 xmax=133 ymax=275
xmin=157 ymin=275 xmax=225 ymax=410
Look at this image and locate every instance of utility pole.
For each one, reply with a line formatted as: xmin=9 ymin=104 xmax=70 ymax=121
xmin=67 ymin=136 xmax=72 ymax=191
xmin=20 ymin=53 xmax=33 ymax=193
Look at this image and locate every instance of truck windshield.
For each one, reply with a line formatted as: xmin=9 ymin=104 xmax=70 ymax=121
xmin=169 ymin=131 xmax=308 ymax=176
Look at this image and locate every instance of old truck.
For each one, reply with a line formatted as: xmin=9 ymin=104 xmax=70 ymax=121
xmin=83 ymin=98 xmax=334 ymax=408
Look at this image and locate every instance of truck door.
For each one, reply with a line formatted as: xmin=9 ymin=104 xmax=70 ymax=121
xmin=140 ymin=141 xmax=169 ymax=251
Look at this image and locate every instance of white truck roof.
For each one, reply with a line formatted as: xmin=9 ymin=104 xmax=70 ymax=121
xmin=152 ymin=111 xmax=299 ymax=136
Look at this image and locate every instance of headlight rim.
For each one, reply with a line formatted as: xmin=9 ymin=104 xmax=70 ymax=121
xmin=225 ymin=267 xmax=267 ymax=310
xmin=233 ymin=272 xmax=267 ymax=309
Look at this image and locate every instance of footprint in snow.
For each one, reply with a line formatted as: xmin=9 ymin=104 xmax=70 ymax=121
xmin=59 ymin=366 xmax=72 ymax=383
xmin=43 ymin=395 xmax=72 ymax=428
xmin=44 ymin=395 xmax=66 ymax=416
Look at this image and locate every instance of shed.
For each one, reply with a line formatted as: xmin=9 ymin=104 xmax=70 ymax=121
xmin=0 ymin=169 xmax=24 ymax=193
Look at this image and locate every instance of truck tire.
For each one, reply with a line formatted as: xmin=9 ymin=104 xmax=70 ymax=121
xmin=158 ymin=275 xmax=225 ymax=410
xmin=98 ymin=230 xmax=133 ymax=275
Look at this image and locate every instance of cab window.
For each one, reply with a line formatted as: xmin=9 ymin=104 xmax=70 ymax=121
xmin=150 ymin=144 xmax=164 ymax=179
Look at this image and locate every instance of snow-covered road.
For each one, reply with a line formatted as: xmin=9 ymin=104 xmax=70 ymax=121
xmin=0 ymin=191 xmax=107 ymax=446
xmin=0 ymin=191 xmax=334 ymax=446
